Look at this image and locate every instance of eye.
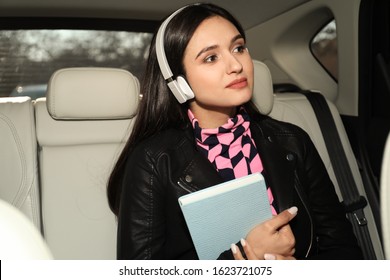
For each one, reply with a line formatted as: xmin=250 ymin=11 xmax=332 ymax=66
xmin=204 ymin=54 xmax=218 ymax=63
xmin=233 ymin=45 xmax=247 ymax=54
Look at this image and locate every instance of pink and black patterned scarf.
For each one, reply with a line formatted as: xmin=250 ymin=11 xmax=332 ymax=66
xmin=188 ymin=108 xmax=277 ymax=215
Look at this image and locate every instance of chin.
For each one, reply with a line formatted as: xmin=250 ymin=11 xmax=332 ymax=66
xmin=238 ymin=93 xmax=253 ymax=105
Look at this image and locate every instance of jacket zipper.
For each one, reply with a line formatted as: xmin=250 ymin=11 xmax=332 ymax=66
xmin=294 ymin=171 xmax=314 ymax=258
xmin=177 ymin=179 xmax=192 ymax=193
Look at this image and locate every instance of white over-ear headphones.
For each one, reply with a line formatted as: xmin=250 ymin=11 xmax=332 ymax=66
xmin=155 ymin=6 xmax=195 ymax=103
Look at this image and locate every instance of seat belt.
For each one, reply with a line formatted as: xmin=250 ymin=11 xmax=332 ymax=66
xmin=300 ymin=90 xmax=377 ymax=260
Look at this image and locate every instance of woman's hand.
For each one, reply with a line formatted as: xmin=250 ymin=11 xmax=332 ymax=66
xmin=231 ymin=239 xmax=296 ymax=260
xmin=237 ymin=206 xmax=298 ymax=259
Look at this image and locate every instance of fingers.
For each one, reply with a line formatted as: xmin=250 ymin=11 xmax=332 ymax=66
xmin=264 ymin=253 xmax=296 ymax=260
xmin=231 ymin=243 xmax=246 ymax=260
xmin=267 ymin=206 xmax=298 ymax=231
xmin=231 ymin=239 xmax=258 ymax=260
xmin=240 ymin=238 xmax=258 ymax=260
xmin=232 ymin=239 xmax=296 ymax=260
xmin=276 ymin=223 xmax=296 ymax=254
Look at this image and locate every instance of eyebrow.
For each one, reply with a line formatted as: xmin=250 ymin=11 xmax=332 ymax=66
xmin=195 ymin=34 xmax=244 ymax=59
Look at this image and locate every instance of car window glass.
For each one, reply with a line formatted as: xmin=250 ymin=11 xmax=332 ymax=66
xmin=310 ymin=19 xmax=338 ymax=81
xmin=0 ymin=29 xmax=153 ymax=99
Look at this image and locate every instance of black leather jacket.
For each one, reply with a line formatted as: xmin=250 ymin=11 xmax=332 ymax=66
xmin=117 ymin=114 xmax=363 ymax=260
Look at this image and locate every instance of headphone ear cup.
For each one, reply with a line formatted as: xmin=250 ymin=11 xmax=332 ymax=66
xmin=177 ymin=76 xmax=195 ymax=100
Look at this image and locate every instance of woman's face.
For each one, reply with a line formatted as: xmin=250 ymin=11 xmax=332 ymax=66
xmin=183 ymin=16 xmax=254 ymax=115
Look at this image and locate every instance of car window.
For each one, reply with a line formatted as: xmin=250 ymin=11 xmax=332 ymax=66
xmin=0 ymin=29 xmax=153 ymax=99
xmin=310 ymin=19 xmax=338 ymax=80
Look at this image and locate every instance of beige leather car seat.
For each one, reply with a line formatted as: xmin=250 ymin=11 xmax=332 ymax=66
xmin=252 ymin=60 xmax=384 ymax=259
xmin=0 ymin=96 xmax=41 ymax=230
xmin=34 ymin=67 xmax=139 ymax=259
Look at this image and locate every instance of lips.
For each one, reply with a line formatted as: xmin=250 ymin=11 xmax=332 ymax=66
xmin=226 ymin=77 xmax=248 ymax=89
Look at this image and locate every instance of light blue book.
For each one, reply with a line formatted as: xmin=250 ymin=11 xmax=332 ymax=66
xmin=178 ymin=172 xmax=272 ymax=260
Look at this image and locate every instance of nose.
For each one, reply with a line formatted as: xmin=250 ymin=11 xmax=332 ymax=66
xmin=226 ymin=53 xmax=243 ymax=74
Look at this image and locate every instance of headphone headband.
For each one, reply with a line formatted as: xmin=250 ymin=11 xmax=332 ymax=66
xmin=155 ymin=6 xmax=186 ymax=81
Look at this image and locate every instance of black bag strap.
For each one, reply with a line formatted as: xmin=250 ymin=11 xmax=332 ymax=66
xmin=300 ymin=90 xmax=376 ymax=259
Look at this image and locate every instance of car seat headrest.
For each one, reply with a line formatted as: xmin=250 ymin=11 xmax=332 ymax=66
xmin=46 ymin=67 xmax=139 ymax=120
xmin=252 ymin=60 xmax=274 ymax=115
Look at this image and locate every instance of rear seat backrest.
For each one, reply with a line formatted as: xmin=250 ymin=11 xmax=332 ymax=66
xmin=34 ymin=67 xmax=139 ymax=259
xmin=0 ymin=96 xmax=41 ymax=230
xmin=252 ymin=60 xmax=384 ymax=259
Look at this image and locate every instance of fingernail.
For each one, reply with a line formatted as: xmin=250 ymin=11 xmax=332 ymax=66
xmin=287 ymin=206 xmax=298 ymax=215
xmin=240 ymin=238 xmax=246 ymax=247
xmin=264 ymin=253 xmax=276 ymax=260
xmin=231 ymin=244 xmax=237 ymax=254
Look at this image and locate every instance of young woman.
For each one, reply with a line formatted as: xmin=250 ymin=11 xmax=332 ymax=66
xmin=107 ymin=3 xmax=363 ymax=260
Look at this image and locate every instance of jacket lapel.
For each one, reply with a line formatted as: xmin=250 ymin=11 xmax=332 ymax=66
xmin=176 ymin=127 xmax=224 ymax=194
xmin=251 ymin=122 xmax=296 ymax=212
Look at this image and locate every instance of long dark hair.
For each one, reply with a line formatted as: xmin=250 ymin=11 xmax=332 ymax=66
xmin=107 ymin=3 xmax=259 ymax=215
